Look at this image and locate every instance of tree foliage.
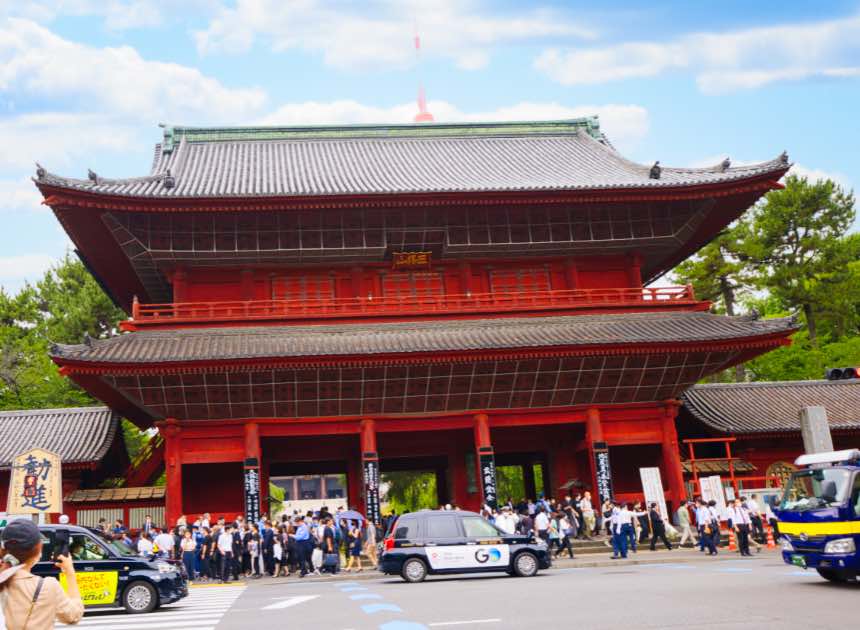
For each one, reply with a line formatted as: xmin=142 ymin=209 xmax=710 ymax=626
xmin=673 ymin=174 xmax=859 ymax=381
xmin=0 ymin=255 xmax=148 ymax=463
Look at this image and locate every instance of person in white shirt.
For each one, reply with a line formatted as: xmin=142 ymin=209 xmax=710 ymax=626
xmin=707 ymin=501 xmax=722 ymax=548
xmin=729 ymin=499 xmax=753 ymax=556
xmin=137 ymin=532 xmax=154 ymax=557
xmin=495 ymin=507 xmax=517 ymax=534
xmin=745 ymin=494 xmax=765 ymax=543
xmin=217 ymin=524 xmax=236 ymax=583
xmin=579 ymin=492 xmax=595 ymax=539
xmin=154 ymin=528 xmax=175 ymax=559
xmin=534 ymin=507 xmax=550 ymax=541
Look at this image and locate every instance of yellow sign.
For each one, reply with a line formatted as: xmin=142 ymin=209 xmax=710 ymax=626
xmin=60 ymin=571 xmax=119 ymax=606
xmin=6 ymin=448 xmax=62 ymax=514
xmin=392 ymin=251 xmax=431 ymax=270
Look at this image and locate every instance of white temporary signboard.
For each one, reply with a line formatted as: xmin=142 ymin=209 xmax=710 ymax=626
xmin=700 ymin=475 xmax=729 ymax=520
xmin=639 ymin=467 xmax=668 ymax=520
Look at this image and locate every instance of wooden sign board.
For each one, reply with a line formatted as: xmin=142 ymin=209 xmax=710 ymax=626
xmin=7 ymin=448 xmax=62 ymax=514
xmin=392 ymin=251 xmax=431 ymax=270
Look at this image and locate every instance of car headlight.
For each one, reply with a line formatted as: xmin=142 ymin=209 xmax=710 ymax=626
xmin=823 ymin=538 xmax=856 ymax=554
xmin=780 ymin=537 xmax=794 ymax=552
xmin=156 ymin=562 xmax=176 ymax=573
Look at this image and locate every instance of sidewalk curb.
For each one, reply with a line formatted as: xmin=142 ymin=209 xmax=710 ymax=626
xmin=225 ymin=549 xmax=782 ymax=586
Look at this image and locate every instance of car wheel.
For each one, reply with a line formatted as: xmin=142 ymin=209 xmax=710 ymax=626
xmin=123 ymin=580 xmax=158 ymax=614
xmin=816 ymin=568 xmax=855 ymax=583
xmin=513 ymin=551 xmax=539 ymax=577
xmin=401 ymin=557 xmax=428 ymax=583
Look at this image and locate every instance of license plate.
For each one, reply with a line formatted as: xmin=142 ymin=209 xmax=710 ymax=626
xmin=791 ymin=554 xmax=807 ymax=568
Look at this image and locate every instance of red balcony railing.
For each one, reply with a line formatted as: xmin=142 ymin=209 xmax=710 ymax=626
xmin=125 ymin=285 xmax=698 ymax=329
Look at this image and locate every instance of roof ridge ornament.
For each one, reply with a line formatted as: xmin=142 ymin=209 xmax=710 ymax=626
xmin=35 ymin=163 xmax=46 ymax=180
xmin=720 ymin=158 xmax=731 ymax=172
xmin=87 ymin=169 xmax=100 ymax=185
xmin=779 ymin=150 xmax=789 ymax=165
xmin=162 ymin=169 xmax=175 ymax=189
xmin=649 ymin=161 xmax=661 ymax=180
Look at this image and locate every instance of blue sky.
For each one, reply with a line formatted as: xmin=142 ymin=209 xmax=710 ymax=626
xmin=2 ymin=0 xmax=859 ymax=293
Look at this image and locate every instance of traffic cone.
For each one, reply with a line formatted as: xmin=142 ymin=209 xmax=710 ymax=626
xmin=766 ymin=525 xmax=776 ymax=549
xmin=728 ymin=529 xmax=737 ymax=552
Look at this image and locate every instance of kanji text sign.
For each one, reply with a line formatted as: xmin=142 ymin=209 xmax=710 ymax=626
xmin=7 ymin=448 xmax=62 ymax=514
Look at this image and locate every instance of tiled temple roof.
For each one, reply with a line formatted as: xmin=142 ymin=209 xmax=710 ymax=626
xmin=51 ymin=312 xmax=797 ymax=365
xmin=35 ymin=119 xmax=789 ymax=199
xmin=0 ymin=407 xmax=118 ymax=468
xmin=681 ymin=379 xmax=860 ymax=435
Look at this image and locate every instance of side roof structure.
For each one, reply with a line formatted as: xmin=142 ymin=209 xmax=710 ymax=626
xmin=0 ymin=407 xmax=118 ymax=469
xmin=681 ymin=379 xmax=860 ymax=435
xmin=51 ymin=311 xmax=798 ymax=365
xmin=34 ymin=119 xmax=790 ymax=199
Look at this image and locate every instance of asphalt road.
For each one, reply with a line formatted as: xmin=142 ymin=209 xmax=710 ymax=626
xmin=62 ymin=555 xmax=858 ymax=630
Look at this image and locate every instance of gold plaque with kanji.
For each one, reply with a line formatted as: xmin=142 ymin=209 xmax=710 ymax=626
xmin=7 ymin=448 xmax=62 ymax=514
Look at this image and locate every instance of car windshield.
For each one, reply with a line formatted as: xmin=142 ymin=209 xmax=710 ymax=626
xmin=780 ymin=468 xmax=852 ymax=512
xmin=94 ymin=531 xmax=135 ymax=557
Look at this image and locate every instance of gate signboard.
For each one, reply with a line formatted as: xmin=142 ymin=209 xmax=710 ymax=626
xmin=7 ymin=448 xmax=62 ymax=514
xmin=243 ymin=457 xmax=261 ymax=522
xmin=363 ymin=459 xmax=381 ymax=526
xmin=593 ymin=442 xmax=613 ymax=503
xmin=639 ymin=467 xmax=668 ymax=520
xmin=479 ymin=452 xmax=498 ymax=510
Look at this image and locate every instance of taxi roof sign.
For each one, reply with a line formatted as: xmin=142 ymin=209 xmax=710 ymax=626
xmin=795 ymin=449 xmax=860 ymax=467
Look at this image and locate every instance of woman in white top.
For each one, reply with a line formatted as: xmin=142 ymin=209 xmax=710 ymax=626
xmin=137 ymin=532 xmax=154 ymax=557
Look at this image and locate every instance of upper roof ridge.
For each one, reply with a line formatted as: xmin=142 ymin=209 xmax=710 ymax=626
xmin=158 ymin=117 xmax=606 ymax=153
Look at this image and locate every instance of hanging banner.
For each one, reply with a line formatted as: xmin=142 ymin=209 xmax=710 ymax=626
xmin=363 ymin=458 xmax=381 ymax=526
xmin=639 ymin=467 xmax=668 ymax=520
xmin=243 ymin=457 xmax=261 ymax=523
xmin=593 ymin=442 xmax=613 ymax=503
xmin=7 ymin=448 xmax=62 ymax=514
xmin=479 ymin=452 xmax=498 ymax=510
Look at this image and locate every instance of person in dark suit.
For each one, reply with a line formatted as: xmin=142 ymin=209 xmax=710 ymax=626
xmin=648 ymin=503 xmax=673 ymax=551
xmin=262 ymin=521 xmax=276 ymax=576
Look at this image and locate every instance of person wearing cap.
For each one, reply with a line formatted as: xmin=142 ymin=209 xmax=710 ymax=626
xmin=0 ymin=519 xmax=84 ymax=628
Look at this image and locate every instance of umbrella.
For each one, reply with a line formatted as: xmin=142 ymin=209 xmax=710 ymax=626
xmin=337 ymin=510 xmax=366 ymax=522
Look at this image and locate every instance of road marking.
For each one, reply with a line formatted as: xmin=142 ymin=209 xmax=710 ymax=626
xmin=379 ymin=622 xmax=429 ymax=630
xmin=341 ymin=586 xmax=368 ymax=592
xmin=361 ymin=603 xmax=402 ymax=614
xmin=350 ymin=593 xmax=383 ymax=600
xmin=429 ymin=620 xmax=502 ymax=627
xmin=262 ymin=595 xmax=320 ymax=610
xmin=715 ymin=567 xmax=753 ymax=573
xmin=59 ymin=584 xmax=245 ymax=630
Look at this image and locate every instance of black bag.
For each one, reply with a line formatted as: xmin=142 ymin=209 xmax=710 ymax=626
xmin=323 ymin=553 xmax=339 ymax=567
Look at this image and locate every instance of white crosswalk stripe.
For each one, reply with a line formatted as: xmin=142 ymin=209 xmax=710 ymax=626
xmin=55 ymin=585 xmax=246 ymax=630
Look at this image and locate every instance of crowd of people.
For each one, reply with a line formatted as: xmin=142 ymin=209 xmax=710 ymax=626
xmin=86 ymin=489 xmax=775 ymax=582
xmin=93 ymin=506 xmax=381 ymax=583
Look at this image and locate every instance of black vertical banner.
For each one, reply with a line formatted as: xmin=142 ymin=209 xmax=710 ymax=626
xmin=479 ymin=451 xmax=498 ymax=510
xmin=243 ymin=457 xmax=261 ymax=523
xmin=363 ymin=457 xmax=381 ymax=526
xmin=593 ymin=442 xmax=613 ymax=503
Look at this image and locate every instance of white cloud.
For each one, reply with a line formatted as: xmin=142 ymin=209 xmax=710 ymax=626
xmin=0 ymin=177 xmax=43 ymax=212
xmin=259 ymin=100 xmax=649 ymax=152
xmin=535 ymin=13 xmax=860 ymax=93
xmin=0 ymin=0 xmax=164 ymax=30
xmin=0 ymin=113 xmax=139 ymax=171
xmin=788 ymin=163 xmax=853 ymax=189
xmin=0 ymin=18 xmax=266 ymax=121
xmin=0 ymin=253 xmax=56 ymax=288
xmin=195 ymin=0 xmax=594 ymax=70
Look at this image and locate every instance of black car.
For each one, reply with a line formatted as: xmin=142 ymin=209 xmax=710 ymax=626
xmin=380 ymin=510 xmax=551 ymax=583
xmin=5 ymin=524 xmax=188 ymax=614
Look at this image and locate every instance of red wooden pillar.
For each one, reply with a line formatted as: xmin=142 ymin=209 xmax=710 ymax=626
xmin=172 ymin=268 xmax=188 ymax=303
xmin=661 ymin=402 xmax=687 ymax=508
xmin=473 ymin=413 xmax=498 ymax=509
xmin=360 ymin=418 xmax=381 ymax=524
xmin=585 ymin=407 xmax=606 ymax=501
xmin=162 ymin=418 xmax=182 ymax=528
xmin=449 ymin=440 xmax=469 ymax=509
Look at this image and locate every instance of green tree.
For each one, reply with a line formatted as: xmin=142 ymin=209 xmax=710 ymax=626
xmin=382 ymin=471 xmax=437 ymax=514
xmin=742 ymin=175 xmax=856 ymax=344
xmin=674 ymin=222 xmax=752 ymax=381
